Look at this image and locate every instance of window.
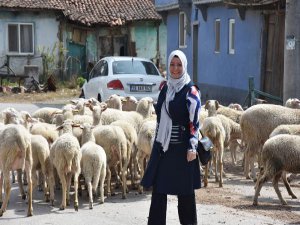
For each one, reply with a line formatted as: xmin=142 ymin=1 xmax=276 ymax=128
xmin=229 ymin=19 xmax=235 ymax=54
xmin=90 ymin=60 xmax=108 ymax=79
xmin=112 ymin=60 xmax=159 ymax=75
xmin=7 ymin=23 xmax=34 ymax=54
xmin=215 ymin=19 xmax=220 ymax=53
xmin=179 ymin=12 xmax=186 ymax=48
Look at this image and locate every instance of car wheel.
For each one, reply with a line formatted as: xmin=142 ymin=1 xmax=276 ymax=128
xmin=97 ymin=94 xmax=102 ymax=102
xmin=79 ymin=89 xmax=85 ymax=98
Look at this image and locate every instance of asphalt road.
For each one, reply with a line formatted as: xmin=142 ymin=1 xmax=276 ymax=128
xmin=0 ymin=182 xmax=285 ymax=225
xmin=0 ymin=103 xmax=65 ymax=114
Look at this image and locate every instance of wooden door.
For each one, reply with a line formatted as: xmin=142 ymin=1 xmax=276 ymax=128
xmin=261 ymin=12 xmax=285 ymax=100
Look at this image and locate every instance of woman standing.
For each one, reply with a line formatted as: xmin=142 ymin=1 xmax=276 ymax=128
xmin=141 ymin=49 xmax=201 ymax=225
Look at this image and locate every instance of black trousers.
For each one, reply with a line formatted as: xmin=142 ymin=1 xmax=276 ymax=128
xmin=148 ymin=192 xmax=197 ymax=225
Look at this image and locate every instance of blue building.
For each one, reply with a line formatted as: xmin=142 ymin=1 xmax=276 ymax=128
xmin=155 ymin=0 xmax=285 ymax=105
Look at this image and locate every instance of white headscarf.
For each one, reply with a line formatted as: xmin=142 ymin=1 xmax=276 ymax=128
xmin=156 ymin=50 xmax=191 ymax=151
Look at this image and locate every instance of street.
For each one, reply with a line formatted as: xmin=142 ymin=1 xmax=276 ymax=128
xmin=0 ymin=181 xmax=285 ymax=225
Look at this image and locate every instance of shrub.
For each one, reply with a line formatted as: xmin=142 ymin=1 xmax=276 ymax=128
xmin=77 ymin=77 xmax=86 ymax=88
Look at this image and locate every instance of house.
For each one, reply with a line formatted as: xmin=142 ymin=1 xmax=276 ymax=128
xmin=0 ymin=0 xmax=167 ymax=83
xmin=155 ymin=0 xmax=285 ymax=105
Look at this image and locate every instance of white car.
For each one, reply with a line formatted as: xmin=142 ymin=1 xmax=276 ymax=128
xmin=81 ymin=56 xmax=166 ymax=102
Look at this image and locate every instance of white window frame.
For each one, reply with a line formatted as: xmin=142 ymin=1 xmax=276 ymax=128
xmin=7 ymin=22 xmax=34 ymax=55
xmin=179 ymin=11 xmax=187 ymax=48
xmin=229 ymin=19 xmax=235 ymax=54
xmin=215 ymin=19 xmax=221 ymax=53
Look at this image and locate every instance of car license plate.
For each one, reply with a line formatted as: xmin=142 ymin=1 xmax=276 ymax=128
xmin=130 ymin=85 xmax=152 ymax=92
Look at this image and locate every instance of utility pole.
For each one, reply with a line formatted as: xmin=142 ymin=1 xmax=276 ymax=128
xmin=283 ymin=0 xmax=300 ymax=102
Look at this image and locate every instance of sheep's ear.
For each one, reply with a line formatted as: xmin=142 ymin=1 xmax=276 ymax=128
xmin=79 ymin=124 xmax=84 ymax=129
xmin=215 ymin=100 xmax=219 ymax=110
xmin=56 ymin=125 xmax=63 ymax=130
xmin=204 ymin=101 xmax=210 ymax=110
xmin=31 ymin=118 xmax=39 ymax=123
xmin=52 ymin=110 xmax=63 ymax=116
xmin=70 ymin=99 xmax=77 ymax=104
xmin=72 ymin=123 xmax=81 ymax=128
xmin=121 ymin=97 xmax=127 ymax=102
xmin=100 ymin=103 xmax=107 ymax=112
xmin=88 ymin=104 xmax=94 ymax=111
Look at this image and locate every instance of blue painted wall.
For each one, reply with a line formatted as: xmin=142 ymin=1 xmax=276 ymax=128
xmin=198 ymin=6 xmax=263 ymax=104
xmin=158 ymin=2 xmax=264 ymax=105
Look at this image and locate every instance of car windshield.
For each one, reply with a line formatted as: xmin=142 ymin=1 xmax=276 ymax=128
xmin=112 ymin=60 xmax=159 ymax=75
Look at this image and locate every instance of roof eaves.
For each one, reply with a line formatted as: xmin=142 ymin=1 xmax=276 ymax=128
xmin=222 ymin=0 xmax=279 ymax=6
xmin=155 ymin=3 xmax=179 ymax=12
xmin=192 ymin=0 xmax=222 ymax=4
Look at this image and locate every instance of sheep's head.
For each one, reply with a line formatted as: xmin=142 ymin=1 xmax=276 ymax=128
xmin=204 ymin=100 xmax=219 ymax=116
xmin=285 ymin=98 xmax=300 ymax=109
xmin=228 ymin=103 xmax=244 ymax=111
xmin=121 ymin=96 xmax=138 ymax=111
xmin=2 ymin=107 xmax=25 ymax=125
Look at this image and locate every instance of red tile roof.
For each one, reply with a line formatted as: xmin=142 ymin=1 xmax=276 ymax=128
xmin=0 ymin=0 xmax=161 ymax=26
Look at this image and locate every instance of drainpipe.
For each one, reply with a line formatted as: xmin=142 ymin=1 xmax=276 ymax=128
xmin=156 ymin=22 xmax=160 ymax=69
xmin=283 ymin=0 xmax=300 ymax=102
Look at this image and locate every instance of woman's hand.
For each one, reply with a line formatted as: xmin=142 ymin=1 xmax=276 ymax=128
xmin=187 ymin=150 xmax=197 ymax=162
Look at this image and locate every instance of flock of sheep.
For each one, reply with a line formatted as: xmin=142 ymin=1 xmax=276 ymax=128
xmin=0 ymin=94 xmax=156 ymax=217
xmin=0 ymin=92 xmax=300 ymax=218
xmin=200 ymin=97 xmax=300 ymax=206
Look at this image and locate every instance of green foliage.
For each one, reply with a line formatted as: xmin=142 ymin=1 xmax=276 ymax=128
xmin=1 ymin=79 xmax=18 ymax=86
xmin=38 ymin=42 xmax=68 ymax=83
xmin=77 ymin=76 xmax=86 ymax=88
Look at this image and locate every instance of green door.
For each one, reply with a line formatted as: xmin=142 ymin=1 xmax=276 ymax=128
xmin=67 ymin=41 xmax=86 ymax=80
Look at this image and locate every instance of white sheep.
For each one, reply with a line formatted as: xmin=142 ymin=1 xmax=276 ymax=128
xmin=217 ymin=106 xmax=243 ymax=124
xmin=88 ymin=103 xmax=107 ymax=126
xmin=136 ymin=97 xmax=155 ymax=119
xmin=216 ymin=106 xmax=244 ymax=164
xmin=121 ymin=96 xmax=138 ymax=111
xmin=204 ymin=100 xmax=220 ymax=117
xmin=30 ymin=134 xmax=55 ymax=204
xmin=285 ymin=98 xmax=300 ymax=109
xmin=105 ymin=94 xmax=123 ymax=110
xmin=1 ymin=107 xmax=25 ymax=125
xmin=30 ymin=122 xmax=59 ymax=145
xmin=0 ymin=124 xmax=33 ymax=217
xmin=253 ymin=134 xmax=300 ymax=206
xmin=70 ymin=98 xmax=93 ymax=115
xmin=32 ymin=107 xmax=61 ymax=123
xmin=240 ymin=104 xmax=300 ymax=180
xmin=136 ymin=120 xmax=156 ymax=193
xmin=93 ymin=125 xmax=128 ymax=199
xmin=269 ymin=124 xmax=300 ymax=182
xmin=80 ymin=123 xmax=107 ymax=209
xmin=201 ymin=115 xmax=241 ymax=187
xmin=50 ymin=119 xmax=81 ymax=210
xmin=270 ymin=124 xmax=300 ymax=138
xmin=101 ymin=108 xmax=143 ymax=131
xmin=110 ymin=120 xmax=137 ymax=187
xmin=228 ymin=103 xmax=244 ymax=111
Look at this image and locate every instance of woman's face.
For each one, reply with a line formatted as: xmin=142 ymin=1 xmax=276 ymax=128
xmin=169 ymin=56 xmax=183 ymax=79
